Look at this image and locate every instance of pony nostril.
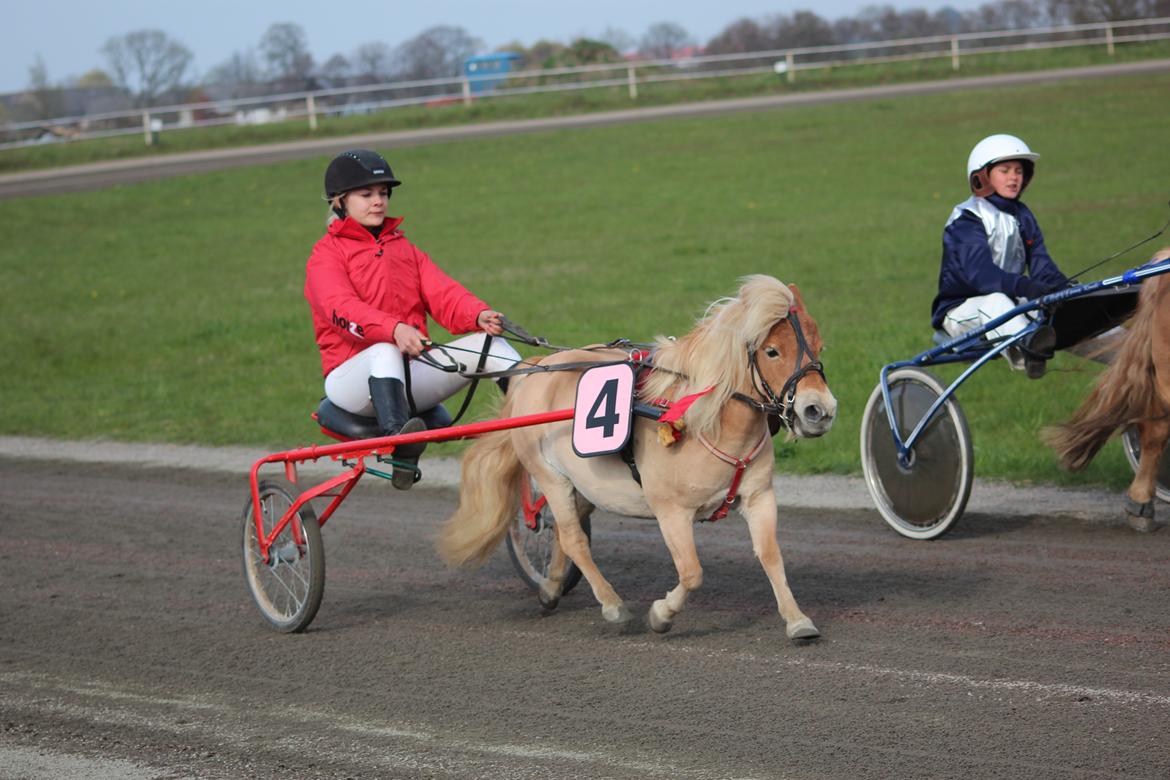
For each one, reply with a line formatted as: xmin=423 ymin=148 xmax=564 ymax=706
xmin=803 ymin=404 xmax=824 ymax=424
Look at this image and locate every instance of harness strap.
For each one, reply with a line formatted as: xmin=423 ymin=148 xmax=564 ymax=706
xmin=696 ymin=430 xmax=770 ymax=522
xmin=446 ymin=334 xmax=494 ymax=427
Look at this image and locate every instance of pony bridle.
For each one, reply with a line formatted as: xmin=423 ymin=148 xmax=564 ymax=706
xmin=735 ymin=312 xmax=825 ymax=433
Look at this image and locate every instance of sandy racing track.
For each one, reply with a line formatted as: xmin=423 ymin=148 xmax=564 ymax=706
xmin=3 ymin=456 xmax=1170 ymax=778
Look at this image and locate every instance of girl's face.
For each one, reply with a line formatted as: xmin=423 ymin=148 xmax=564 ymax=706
xmin=988 ymin=160 xmax=1026 ymax=199
xmin=342 ymin=184 xmax=389 ymax=227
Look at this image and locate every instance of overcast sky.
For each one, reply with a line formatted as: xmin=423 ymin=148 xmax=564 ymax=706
xmin=5 ymin=0 xmax=985 ymax=94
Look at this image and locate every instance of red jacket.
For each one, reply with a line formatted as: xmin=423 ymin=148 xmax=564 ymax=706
xmin=304 ymin=216 xmax=489 ymax=377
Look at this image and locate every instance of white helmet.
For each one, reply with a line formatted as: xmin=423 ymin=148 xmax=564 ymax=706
xmin=966 ymin=133 xmax=1039 ymax=196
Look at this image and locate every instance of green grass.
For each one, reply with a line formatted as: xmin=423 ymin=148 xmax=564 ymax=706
xmin=2 ymin=70 xmax=1168 ymax=490
xmin=2 ymin=40 xmax=1168 ymax=174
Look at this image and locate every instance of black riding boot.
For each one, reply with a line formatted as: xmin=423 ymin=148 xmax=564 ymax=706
xmin=1021 ymin=324 xmax=1057 ymax=380
xmin=368 ymin=376 xmax=427 ymax=490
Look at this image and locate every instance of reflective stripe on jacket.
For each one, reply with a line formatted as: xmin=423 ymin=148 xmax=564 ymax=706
xmin=930 ymin=193 xmax=1068 ymax=329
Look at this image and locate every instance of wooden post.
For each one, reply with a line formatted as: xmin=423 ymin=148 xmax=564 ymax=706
xmin=142 ymin=112 xmax=153 ymax=146
xmin=462 ymin=78 xmax=472 ymax=106
xmin=627 ymin=66 xmax=638 ymax=99
xmin=951 ymin=37 xmax=960 ymax=71
xmin=1106 ymin=25 xmax=1115 ymax=56
xmin=786 ymin=52 xmax=795 ymax=84
xmin=306 ymin=95 xmax=318 ymax=130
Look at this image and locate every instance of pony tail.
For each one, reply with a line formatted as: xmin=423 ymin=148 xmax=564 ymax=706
xmin=1042 ymin=278 xmax=1161 ymax=470
xmin=436 ymin=399 xmax=525 ymax=567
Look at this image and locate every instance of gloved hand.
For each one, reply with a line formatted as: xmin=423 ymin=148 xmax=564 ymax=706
xmin=1019 ymin=276 xmax=1056 ymax=301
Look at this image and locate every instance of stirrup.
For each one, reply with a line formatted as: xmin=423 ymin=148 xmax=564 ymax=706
xmin=392 ymin=462 xmax=422 ymax=490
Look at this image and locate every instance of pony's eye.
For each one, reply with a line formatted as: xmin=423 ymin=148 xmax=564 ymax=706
xmin=764 ymin=346 xmax=780 ymax=358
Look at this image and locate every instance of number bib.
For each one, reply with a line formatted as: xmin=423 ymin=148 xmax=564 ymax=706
xmin=572 ymin=364 xmax=635 ymax=457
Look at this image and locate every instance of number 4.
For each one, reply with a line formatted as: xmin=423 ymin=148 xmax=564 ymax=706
xmin=586 ymin=378 xmax=621 ymax=438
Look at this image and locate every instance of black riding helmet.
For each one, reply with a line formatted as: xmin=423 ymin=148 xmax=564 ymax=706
xmin=324 ymin=149 xmax=401 ymax=200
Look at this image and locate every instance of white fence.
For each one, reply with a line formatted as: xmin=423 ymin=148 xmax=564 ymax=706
xmin=3 ymin=16 xmax=1169 ymax=151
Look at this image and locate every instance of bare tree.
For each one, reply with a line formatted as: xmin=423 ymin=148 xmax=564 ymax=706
xmin=770 ymin=11 xmax=836 ymax=48
xmin=26 ymin=55 xmax=63 ymax=119
xmin=392 ymin=25 xmax=483 ymax=80
xmin=599 ymin=26 xmax=636 ymax=54
xmin=101 ymin=29 xmax=193 ymax=106
xmin=640 ymin=21 xmax=695 ymax=59
xmin=1048 ymin=0 xmax=1150 ymax=21
xmin=353 ymin=42 xmax=391 ymax=80
xmin=319 ymin=54 xmax=352 ymax=84
xmin=707 ymin=18 xmax=775 ymax=54
xmin=204 ymin=51 xmax=260 ymax=89
xmin=260 ymin=22 xmax=314 ymax=82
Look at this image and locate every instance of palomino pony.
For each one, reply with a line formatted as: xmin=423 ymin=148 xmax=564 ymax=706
xmin=438 ymin=275 xmax=837 ymax=640
xmin=1044 ymin=248 xmax=1170 ymax=532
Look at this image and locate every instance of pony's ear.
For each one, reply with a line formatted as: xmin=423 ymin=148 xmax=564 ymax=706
xmin=787 ymin=283 xmax=804 ymax=313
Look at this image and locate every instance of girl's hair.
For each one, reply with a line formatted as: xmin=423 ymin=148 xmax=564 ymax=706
xmin=326 ymin=195 xmax=344 ymax=226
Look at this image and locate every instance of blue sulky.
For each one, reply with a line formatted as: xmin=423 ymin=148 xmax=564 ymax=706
xmin=863 ymin=257 xmax=1170 ymax=541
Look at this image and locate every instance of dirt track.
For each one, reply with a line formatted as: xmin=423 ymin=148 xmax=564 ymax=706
xmin=3 ymin=456 xmax=1170 ymax=778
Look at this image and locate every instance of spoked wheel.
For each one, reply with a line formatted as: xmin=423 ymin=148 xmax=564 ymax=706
xmin=242 ymin=478 xmax=325 ymax=632
xmin=1121 ymin=427 xmax=1170 ymax=503
xmin=505 ymin=478 xmax=589 ymax=596
xmin=860 ymin=367 xmax=974 ymax=540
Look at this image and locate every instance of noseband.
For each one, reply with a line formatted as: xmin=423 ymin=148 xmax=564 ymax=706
xmin=734 ymin=312 xmax=825 ymax=433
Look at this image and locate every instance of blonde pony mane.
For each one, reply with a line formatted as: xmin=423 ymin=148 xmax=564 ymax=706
xmin=639 ymin=275 xmax=795 ymax=439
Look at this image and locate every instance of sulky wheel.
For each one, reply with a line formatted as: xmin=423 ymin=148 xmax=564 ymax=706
xmin=1121 ymin=427 xmax=1170 ymax=503
xmin=860 ymin=367 xmax=974 ymax=540
xmin=505 ymin=479 xmax=589 ymax=596
xmin=242 ymin=478 xmax=325 ymax=632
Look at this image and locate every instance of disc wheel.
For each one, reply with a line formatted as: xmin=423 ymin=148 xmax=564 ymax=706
xmin=242 ymin=478 xmax=325 ymax=632
xmin=860 ymin=368 xmax=974 ymax=540
xmin=505 ymin=480 xmax=590 ymax=596
xmin=1121 ymin=427 xmax=1170 ymax=503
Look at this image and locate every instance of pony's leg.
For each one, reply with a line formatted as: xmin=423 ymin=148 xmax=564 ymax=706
xmin=539 ymin=500 xmax=596 ymax=608
xmin=1127 ymin=417 xmax=1170 ymax=532
xmin=647 ymin=507 xmax=703 ymax=634
xmin=740 ymin=490 xmax=819 ymax=640
xmin=537 ymin=482 xmax=630 ymax=623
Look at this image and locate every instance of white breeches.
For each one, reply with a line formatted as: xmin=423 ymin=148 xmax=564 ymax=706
xmin=324 ymin=333 xmax=522 ymax=416
xmin=941 ymin=293 xmax=1031 ymax=341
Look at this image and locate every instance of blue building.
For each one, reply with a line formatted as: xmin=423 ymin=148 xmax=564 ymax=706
xmin=463 ymin=52 xmax=522 ymax=94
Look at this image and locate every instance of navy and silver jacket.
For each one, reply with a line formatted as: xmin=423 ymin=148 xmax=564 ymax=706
xmin=930 ymin=193 xmax=1068 ymax=329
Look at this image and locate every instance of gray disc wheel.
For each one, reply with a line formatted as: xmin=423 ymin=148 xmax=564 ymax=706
xmin=1121 ymin=427 xmax=1170 ymax=503
xmin=505 ymin=481 xmax=589 ymax=596
xmin=860 ymin=368 xmax=973 ymax=540
xmin=242 ymin=478 xmax=325 ymax=633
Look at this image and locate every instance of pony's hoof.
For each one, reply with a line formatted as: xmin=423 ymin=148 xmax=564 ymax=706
xmin=602 ymin=603 xmax=632 ymax=624
xmin=1125 ymin=499 xmax=1158 ymax=533
xmin=786 ymin=617 xmax=821 ymax=641
xmin=537 ymin=586 xmax=560 ymax=611
xmin=648 ymin=601 xmax=673 ymax=634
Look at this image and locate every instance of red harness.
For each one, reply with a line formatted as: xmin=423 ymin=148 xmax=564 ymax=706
xmin=696 ymin=430 xmax=770 ymax=522
xmin=631 ymin=350 xmax=771 ymax=522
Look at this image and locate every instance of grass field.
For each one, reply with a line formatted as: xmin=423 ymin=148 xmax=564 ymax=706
xmin=2 ymin=70 xmax=1168 ymax=488
xmin=2 ymin=40 xmax=1168 ymax=174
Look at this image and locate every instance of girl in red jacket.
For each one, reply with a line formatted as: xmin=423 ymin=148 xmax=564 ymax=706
xmin=305 ymin=149 xmax=521 ymax=488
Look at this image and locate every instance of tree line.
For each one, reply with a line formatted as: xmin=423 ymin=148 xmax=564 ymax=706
xmin=14 ymin=0 xmax=1170 ymax=119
